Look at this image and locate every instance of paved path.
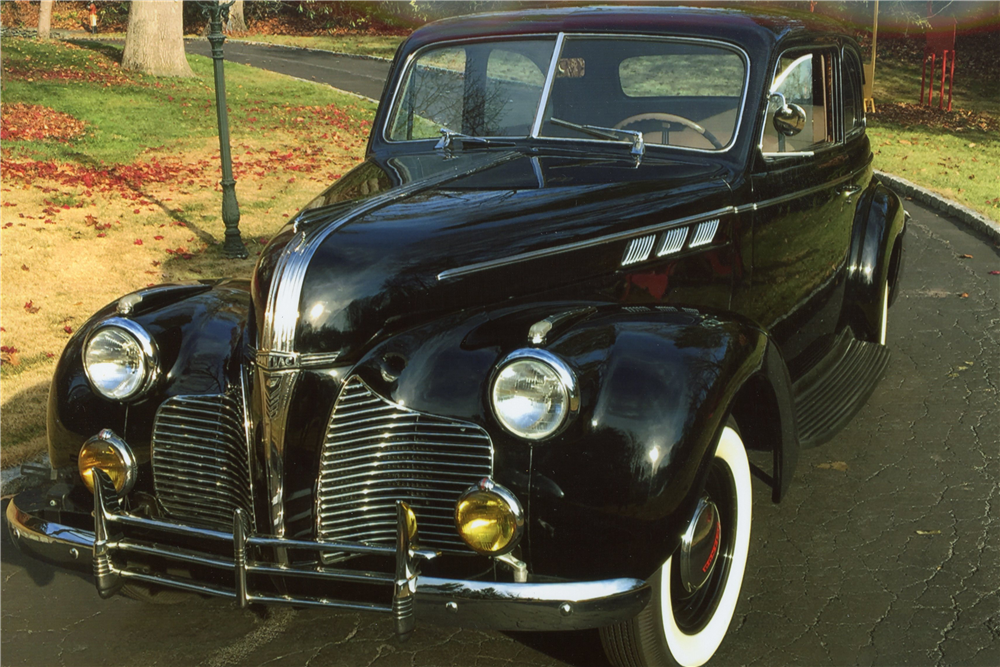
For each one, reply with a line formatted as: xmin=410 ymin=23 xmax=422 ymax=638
xmin=3 ymin=39 xmax=998 ymax=667
xmin=184 ymin=39 xmax=391 ymax=101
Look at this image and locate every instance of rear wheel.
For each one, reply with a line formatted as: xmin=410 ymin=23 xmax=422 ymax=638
xmin=600 ymin=421 xmax=751 ymax=667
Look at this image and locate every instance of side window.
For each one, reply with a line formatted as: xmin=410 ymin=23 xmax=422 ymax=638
xmin=762 ymin=50 xmax=836 ymax=154
xmin=842 ymin=49 xmax=865 ymax=137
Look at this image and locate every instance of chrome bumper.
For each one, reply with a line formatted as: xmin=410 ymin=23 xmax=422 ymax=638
xmin=6 ymin=473 xmax=650 ymax=634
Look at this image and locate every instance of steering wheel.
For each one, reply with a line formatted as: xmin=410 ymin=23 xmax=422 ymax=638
xmin=614 ymin=113 xmax=724 ymax=150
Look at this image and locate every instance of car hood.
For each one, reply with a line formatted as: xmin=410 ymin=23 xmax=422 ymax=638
xmin=251 ymin=148 xmax=735 ymax=359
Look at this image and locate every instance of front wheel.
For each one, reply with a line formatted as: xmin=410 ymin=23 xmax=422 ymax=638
xmin=600 ymin=422 xmax=752 ymax=667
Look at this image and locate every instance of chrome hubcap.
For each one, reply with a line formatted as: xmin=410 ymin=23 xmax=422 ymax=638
xmin=678 ymin=496 xmax=722 ymax=594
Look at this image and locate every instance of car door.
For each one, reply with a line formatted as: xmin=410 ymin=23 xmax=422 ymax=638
xmin=744 ymin=46 xmax=869 ymax=379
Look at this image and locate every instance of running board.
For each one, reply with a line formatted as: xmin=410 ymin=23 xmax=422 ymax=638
xmin=792 ymin=335 xmax=890 ymax=449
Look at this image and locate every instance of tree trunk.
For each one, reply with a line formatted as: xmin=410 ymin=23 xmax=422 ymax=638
xmin=122 ymin=0 xmax=194 ymax=78
xmin=226 ymin=0 xmax=247 ymax=34
xmin=37 ymin=0 xmax=53 ymax=40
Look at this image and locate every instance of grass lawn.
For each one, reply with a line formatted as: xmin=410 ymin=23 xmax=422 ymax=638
xmin=0 ymin=36 xmax=377 ymax=466
xmin=867 ymin=42 xmax=1000 ymax=221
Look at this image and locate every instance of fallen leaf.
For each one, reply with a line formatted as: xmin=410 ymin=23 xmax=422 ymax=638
xmin=23 ymin=300 xmax=40 ymax=314
xmin=959 ymin=254 xmax=973 ymax=259
xmin=989 ymin=270 xmax=1000 ymax=275
xmin=63 ymin=326 xmax=73 ymax=334
xmin=816 ymin=461 xmax=849 ymax=472
xmin=960 ymin=292 xmax=969 ymax=298
xmin=21 ymin=264 xmax=29 ymax=271
xmin=915 ymin=530 xmax=941 ymax=536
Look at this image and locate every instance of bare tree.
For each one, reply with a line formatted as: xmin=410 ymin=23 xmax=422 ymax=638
xmin=37 ymin=0 xmax=54 ymax=40
xmin=226 ymin=0 xmax=247 ymax=34
xmin=122 ymin=0 xmax=194 ymax=78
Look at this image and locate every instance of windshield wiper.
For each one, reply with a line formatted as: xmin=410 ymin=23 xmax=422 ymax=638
xmin=549 ymin=118 xmax=645 ymax=158
xmin=435 ymin=129 xmax=516 ymax=151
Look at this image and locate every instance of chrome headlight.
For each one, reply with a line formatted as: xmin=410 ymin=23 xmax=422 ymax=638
xmin=490 ymin=349 xmax=578 ymax=440
xmin=84 ymin=318 xmax=158 ymax=400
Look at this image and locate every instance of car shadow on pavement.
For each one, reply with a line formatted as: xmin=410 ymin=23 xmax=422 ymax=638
xmin=506 ymin=628 xmax=612 ymax=667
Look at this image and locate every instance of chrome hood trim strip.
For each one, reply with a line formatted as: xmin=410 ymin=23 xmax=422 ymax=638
xmin=259 ymin=150 xmax=521 ymax=355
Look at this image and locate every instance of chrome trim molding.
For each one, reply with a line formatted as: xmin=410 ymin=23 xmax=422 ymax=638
xmin=6 ymin=493 xmax=650 ymax=633
xmin=689 ymin=218 xmax=720 ymax=247
xmin=657 ymin=226 xmax=689 ymax=256
xmin=735 ymin=170 xmax=860 ymax=215
xmin=438 ymin=206 xmax=735 ymax=281
xmin=622 ymin=234 xmax=656 ymax=266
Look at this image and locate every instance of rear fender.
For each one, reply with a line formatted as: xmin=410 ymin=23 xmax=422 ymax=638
xmin=843 ymin=181 xmax=907 ymax=340
xmin=528 ymin=306 xmax=796 ymax=580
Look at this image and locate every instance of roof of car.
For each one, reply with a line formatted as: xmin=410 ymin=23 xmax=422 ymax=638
xmin=403 ymin=5 xmax=851 ymax=54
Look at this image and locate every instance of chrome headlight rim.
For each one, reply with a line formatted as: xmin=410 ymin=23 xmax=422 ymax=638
xmin=490 ymin=348 xmax=579 ymax=441
xmin=84 ymin=317 xmax=159 ymax=401
xmin=455 ymin=478 xmax=525 ymax=556
xmin=79 ymin=429 xmax=139 ymax=497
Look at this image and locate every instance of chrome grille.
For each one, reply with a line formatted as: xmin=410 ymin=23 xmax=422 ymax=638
xmin=151 ymin=394 xmax=253 ymax=530
xmin=317 ymin=376 xmax=493 ymax=555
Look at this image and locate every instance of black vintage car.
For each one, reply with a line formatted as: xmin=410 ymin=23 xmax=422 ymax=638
xmin=7 ymin=6 xmax=906 ymax=667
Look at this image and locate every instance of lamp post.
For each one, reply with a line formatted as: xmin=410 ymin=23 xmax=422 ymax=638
xmin=202 ymin=0 xmax=247 ymax=259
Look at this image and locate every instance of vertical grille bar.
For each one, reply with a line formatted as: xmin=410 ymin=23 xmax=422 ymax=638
xmin=317 ymin=377 xmax=493 ymax=556
xmin=151 ymin=394 xmax=254 ymax=531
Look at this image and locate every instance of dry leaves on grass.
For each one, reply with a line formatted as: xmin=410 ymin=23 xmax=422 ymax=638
xmin=871 ymin=103 xmax=1000 ymax=134
xmin=0 ymin=103 xmax=87 ymax=142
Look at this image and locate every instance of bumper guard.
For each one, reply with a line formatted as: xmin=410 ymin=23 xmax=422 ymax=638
xmin=6 ymin=470 xmax=650 ymax=635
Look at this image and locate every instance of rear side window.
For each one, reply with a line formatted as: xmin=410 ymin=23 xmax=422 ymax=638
xmin=842 ymin=49 xmax=865 ymax=137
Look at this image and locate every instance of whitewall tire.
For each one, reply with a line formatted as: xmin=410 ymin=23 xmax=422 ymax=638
xmin=878 ymin=280 xmax=889 ymax=346
xmin=601 ymin=422 xmax=752 ymax=667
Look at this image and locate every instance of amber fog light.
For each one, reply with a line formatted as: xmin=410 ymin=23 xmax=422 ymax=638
xmin=78 ymin=430 xmax=137 ymax=496
xmin=455 ymin=479 xmax=524 ymax=556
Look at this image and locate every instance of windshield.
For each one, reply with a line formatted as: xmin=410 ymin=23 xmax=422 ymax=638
xmin=386 ymin=35 xmax=748 ymax=152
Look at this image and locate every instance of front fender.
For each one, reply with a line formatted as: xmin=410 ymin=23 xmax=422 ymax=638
xmin=528 ymin=306 xmax=793 ymax=580
xmin=47 ymin=281 xmax=251 ymax=475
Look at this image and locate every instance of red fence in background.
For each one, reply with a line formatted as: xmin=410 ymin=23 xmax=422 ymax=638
xmin=921 ymin=16 xmax=957 ymax=111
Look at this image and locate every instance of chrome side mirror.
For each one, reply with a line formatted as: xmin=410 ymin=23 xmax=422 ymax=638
xmin=769 ymin=92 xmax=806 ymax=137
